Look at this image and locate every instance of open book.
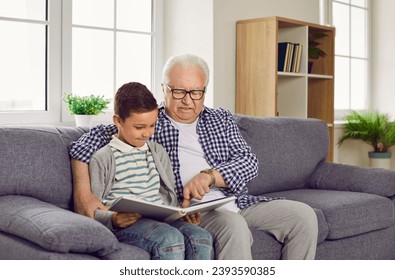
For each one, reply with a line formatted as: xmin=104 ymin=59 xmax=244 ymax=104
xmin=109 ymin=196 xmax=237 ymax=223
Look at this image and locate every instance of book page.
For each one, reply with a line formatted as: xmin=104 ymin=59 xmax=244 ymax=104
xmin=109 ymin=196 xmax=236 ymax=223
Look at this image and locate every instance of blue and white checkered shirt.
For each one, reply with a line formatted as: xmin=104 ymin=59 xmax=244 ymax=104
xmin=69 ymin=105 xmax=276 ymax=209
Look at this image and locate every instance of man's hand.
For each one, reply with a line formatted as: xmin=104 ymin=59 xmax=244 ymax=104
xmin=71 ymin=159 xmax=107 ymax=218
xmin=112 ymin=212 xmax=141 ymax=228
xmin=181 ymin=173 xmax=211 ymax=208
xmin=184 ymin=212 xmax=201 ymax=225
xmin=73 ymin=191 xmax=107 ymax=218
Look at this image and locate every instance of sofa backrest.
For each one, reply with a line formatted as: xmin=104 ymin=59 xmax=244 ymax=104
xmin=234 ymin=115 xmax=329 ymax=195
xmin=0 ymin=126 xmax=87 ymax=209
xmin=0 ymin=117 xmax=329 ymax=207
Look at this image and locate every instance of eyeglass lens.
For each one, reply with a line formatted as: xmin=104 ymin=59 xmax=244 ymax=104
xmin=167 ymin=85 xmax=205 ymax=100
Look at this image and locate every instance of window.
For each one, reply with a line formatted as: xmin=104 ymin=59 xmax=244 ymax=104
xmin=321 ymin=0 xmax=370 ymax=119
xmin=0 ymin=0 xmax=159 ymax=125
xmin=0 ymin=0 xmax=48 ymax=112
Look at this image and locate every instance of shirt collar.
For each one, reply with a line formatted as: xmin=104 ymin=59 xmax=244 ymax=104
xmin=109 ymin=136 xmax=148 ymax=153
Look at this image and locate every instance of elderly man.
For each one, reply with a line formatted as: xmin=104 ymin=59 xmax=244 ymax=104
xmin=70 ymin=54 xmax=318 ymax=260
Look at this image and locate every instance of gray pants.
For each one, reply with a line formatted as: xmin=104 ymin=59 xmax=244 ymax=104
xmin=200 ymin=200 xmax=318 ymax=260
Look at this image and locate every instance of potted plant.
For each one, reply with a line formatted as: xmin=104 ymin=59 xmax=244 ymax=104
xmin=338 ymin=110 xmax=395 ymax=169
xmin=308 ymin=32 xmax=327 ymax=73
xmin=63 ymin=93 xmax=111 ymax=127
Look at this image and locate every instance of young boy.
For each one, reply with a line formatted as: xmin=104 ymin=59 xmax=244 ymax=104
xmin=88 ymin=82 xmax=213 ymax=260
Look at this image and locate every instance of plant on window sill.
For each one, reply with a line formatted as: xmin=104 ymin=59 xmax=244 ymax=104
xmin=63 ymin=93 xmax=111 ymax=115
xmin=337 ymin=110 xmax=395 ymax=169
xmin=63 ymin=93 xmax=111 ymax=127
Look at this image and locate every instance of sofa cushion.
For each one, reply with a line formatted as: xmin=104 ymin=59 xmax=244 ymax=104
xmin=309 ymin=161 xmax=395 ymax=198
xmin=234 ymin=116 xmax=328 ymax=194
xmin=266 ymin=189 xmax=395 ymax=240
xmin=0 ymin=232 xmax=99 ymax=260
xmin=0 ymin=126 xmax=86 ymax=209
xmin=250 ymin=229 xmax=282 ymax=259
xmin=0 ymin=195 xmax=121 ymax=259
xmin=311 ymin=208 xmax=329 ymax=244
xmin=250 ymin=207 xmax=328 ymax=259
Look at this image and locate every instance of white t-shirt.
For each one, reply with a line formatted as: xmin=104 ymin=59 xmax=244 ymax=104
xmin=169 ymin=117 xmax=239 ymax=212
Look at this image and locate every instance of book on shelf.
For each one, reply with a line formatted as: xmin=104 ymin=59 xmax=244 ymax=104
xmin=278 ymin=42 xmax=289 ymax=72
xmin=295 ymin=44 xmax=303 ymax=73
xmin=278 ymin=42 xmax=303 ymax=73
xmin=289 ymin=44 xmax=299 ymax=72
xmin=286 ymin=43 xmax=294 ymax=72
xmin=109 ymin=195 xmax=237 ymax=223
xmin=291 ymin=44 xmax=302 ymax=72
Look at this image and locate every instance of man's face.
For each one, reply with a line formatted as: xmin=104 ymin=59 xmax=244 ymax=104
xmin=163 ymin=64 xmax=206 ymax=124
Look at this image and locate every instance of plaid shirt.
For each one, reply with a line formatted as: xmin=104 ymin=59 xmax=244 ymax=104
xmin=69 ymin=105 xmax=276 ymax=209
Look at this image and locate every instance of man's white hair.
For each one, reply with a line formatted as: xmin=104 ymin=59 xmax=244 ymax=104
xmin=162 ymin=54 xmax=210 ymax=87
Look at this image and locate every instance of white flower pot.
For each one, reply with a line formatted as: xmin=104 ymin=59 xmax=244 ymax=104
xmin=74 ymin=115 xmax=94 ymax=127
xmin=368 ymin=152 xmax=392 ymax=169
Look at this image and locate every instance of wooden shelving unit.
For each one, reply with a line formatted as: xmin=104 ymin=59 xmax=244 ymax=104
xmin=236 ymin=16 xmax=335 ymax=161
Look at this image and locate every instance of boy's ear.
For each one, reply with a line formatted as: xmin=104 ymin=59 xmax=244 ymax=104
xmin=113 ymin=114 xmax=122 ymax=128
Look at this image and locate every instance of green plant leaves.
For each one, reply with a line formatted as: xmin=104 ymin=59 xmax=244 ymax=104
xmin=308 ymin=32 xmax=328 ymax=60
xmin=63 ymin=93 xmax=111 ymax=115
xmin=338 ymin=110 xmax=395 ymax=153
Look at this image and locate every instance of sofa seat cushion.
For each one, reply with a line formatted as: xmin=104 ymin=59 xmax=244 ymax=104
xmin=250 ymin=207 xmax=328 ymax=259
xmin=311 ymin=208 xmax=329 ymax=243
xmin=0 ymin=195 xmax=121 ymax=258
xmin=265 ymin=189 xmax=395 ymax=240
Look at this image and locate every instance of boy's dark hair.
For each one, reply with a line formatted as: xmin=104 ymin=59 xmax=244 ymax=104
xmin=114 ymin=82 xmax=158 ymax=120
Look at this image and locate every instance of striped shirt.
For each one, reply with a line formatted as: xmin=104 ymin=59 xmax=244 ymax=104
xmin=103 ymin=136 xmax=162 ymax=206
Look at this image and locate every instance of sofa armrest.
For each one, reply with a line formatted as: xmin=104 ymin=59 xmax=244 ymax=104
xmin=307 ymin=161 xmax=395 ymax=197
xmin=0 ymin=195 xmax=120 ymax=258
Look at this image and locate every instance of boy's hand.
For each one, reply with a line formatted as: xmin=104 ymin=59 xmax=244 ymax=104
xmin=184 ymin=212 xmax=201 ymax=225
xmin=112 ymin=212 xmax=141 ymax=228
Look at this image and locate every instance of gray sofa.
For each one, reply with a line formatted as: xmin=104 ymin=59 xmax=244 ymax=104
xmin=0 ymin=115 xmax=394 ymax=259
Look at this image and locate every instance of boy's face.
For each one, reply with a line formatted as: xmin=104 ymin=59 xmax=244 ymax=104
xmin=113 ymin=109 xmax=158 ymax=147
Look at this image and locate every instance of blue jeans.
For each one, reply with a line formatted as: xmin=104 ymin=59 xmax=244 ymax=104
xmin=115 ymin=218 xmax=213 ymax=260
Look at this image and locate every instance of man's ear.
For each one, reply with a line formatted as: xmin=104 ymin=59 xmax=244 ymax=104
xmin=113 ymin=114 xmax=122 ymax=128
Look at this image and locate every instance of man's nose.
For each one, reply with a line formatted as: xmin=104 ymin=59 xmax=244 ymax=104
xmin=182 ymin=92 xmax=193 ymax=103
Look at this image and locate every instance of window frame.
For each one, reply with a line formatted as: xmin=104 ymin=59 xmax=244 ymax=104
xmin=0 ymin=0 xmax=162 ymax=126
xmin=320 ymin=0 xmax=372 ymax=120
xmin=0 ymin=0 xmax=62 ymax=125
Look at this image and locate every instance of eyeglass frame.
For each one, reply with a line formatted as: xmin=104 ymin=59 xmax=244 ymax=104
xmin=166 ymin=84 xmax=206 ymax=100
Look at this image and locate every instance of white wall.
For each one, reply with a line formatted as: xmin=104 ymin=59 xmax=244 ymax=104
xmin=371 ymin=0 xmax=395 ymax=119
xmin=162 ymin=0 xmax=214 ymax=107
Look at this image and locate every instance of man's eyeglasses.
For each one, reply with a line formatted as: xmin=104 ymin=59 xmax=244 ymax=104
xmin=166 ymin=84 xmax=205 ymax=100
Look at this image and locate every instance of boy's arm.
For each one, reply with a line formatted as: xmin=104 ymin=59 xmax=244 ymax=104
xmin=72 ymin=159 xmax=106 ymax=218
